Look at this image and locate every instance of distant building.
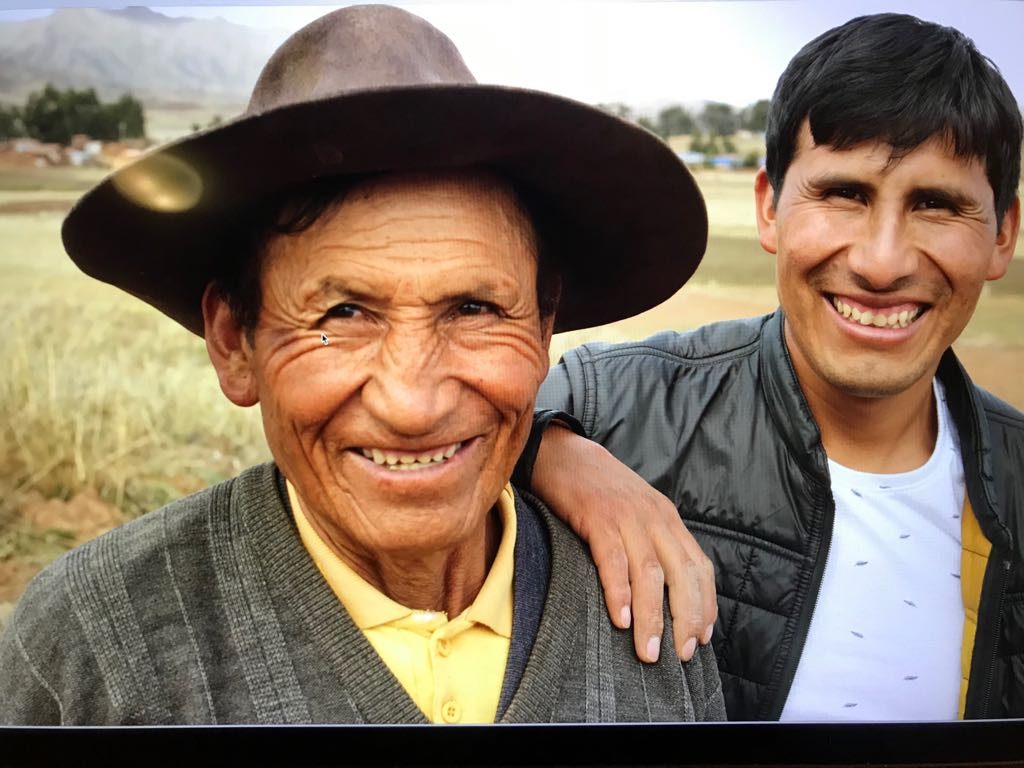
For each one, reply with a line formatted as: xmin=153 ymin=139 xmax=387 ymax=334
xmin=10 ymin=139 xmax=64 ymax=165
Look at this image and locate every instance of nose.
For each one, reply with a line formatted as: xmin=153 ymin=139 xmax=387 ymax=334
xmin=846 ymin=211 xmax=919 ymax=290
xmin=360 ymin=326 xmax=457 ymax=437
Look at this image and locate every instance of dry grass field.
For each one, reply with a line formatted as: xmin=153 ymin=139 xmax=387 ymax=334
xmin=0 ymin=164 xmax=1022 ymax=626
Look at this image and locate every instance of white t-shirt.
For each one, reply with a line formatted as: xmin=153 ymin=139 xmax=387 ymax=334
xmin=779 ymin=379 xmax=965 ymax=721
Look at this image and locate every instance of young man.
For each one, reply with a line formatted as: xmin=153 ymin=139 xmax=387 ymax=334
xmin=530 ymin=13 xmax=1023 ymax=720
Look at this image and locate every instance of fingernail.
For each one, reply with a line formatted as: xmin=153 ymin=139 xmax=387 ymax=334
xmin=702 ymin=624 xmax=714 ymax=644
xmin=646 ymin=636 xmax=661 ymax=662
xmin=681 ymin=637 xmax=697 ymax=661
xmin=619 ymin=606 xmax=631 ymax=629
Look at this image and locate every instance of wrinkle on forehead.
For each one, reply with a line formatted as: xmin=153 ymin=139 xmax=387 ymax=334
xmin=309 ymin=169 xmax=538 ymax=258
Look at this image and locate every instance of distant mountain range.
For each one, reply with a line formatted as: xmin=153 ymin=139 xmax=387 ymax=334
xmin=0 ymin=6 xmax=287 ymax=109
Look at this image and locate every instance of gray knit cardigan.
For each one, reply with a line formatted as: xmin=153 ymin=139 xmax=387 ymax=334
xmin=0 ymin=463 xmax=724 ymax=724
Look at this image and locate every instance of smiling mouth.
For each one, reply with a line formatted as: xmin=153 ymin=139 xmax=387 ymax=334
xmin=829 ymin=295 xmax=927 ymax=330
xmin=359 ymin=442 xmax=463 ymax=471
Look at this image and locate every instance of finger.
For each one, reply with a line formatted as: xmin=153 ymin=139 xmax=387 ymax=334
xmin=623 ymin=532 xmax=666 ymax=663
xmin=696 ymin=549 xmax=718 ymax=644
xmin=675 ymin=531 xmax=718 ymax=643
xmin=589 ymin=535 xmax=633 ymax=629
xmin=664 ymin=557 xmax=703 ymax=660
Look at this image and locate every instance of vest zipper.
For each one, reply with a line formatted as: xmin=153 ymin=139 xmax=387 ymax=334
xmin=769 ymin=486 xmax=836 ymax=719
xmin=978 ymin=557 xmax=1009 ymax=718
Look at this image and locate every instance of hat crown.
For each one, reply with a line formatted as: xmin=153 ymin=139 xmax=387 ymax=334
xmin=247 ymin=4 xmax=476 ymax=115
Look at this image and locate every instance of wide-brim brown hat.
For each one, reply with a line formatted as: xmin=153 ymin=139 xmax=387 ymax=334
xmin=61 ymin=4 xmax=706 ymax=335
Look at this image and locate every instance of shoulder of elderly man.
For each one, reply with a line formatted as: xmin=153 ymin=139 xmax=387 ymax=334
xmin=0 ymin=463 xmax=725 ymax=725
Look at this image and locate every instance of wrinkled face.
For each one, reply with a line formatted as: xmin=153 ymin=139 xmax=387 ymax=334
xmin=231 ymin=173 xmax=552 ymax=562
xmin=756 ymin=122 xmax=1019 ymax=401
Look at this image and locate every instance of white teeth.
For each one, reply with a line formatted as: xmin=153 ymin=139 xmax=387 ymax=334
xmin=831 ymin=297 xmax=921 ymax=329
xmin=358 ymin=442 xmax=463 ymax=471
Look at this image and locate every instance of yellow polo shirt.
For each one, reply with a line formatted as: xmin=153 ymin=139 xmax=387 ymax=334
xmin=288 ymin=481 xmax=515 ymax=724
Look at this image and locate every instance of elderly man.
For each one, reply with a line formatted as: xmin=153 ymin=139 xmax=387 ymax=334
xmin=525 ymin=13 xmax=1024 ymax=721
xmin=0 ymin=6 xmax=723 ymax=724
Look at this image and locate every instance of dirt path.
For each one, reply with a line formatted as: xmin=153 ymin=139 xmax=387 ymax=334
xmin=0 ymin=489 xmax=126 ymax=632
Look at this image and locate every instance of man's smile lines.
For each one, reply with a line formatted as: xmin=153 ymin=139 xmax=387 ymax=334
xmin=359 ymin=442 xmax=462 ymax=471
xmin=831 ymin=296 xmax=922 ymax=329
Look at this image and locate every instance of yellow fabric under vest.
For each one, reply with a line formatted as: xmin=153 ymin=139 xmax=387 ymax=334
xmin=959 ymin=497 xmax=991 ymax=719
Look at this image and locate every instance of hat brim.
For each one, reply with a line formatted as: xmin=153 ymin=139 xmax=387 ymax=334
xmin=62 ymin=84 xmax=706 ymax=335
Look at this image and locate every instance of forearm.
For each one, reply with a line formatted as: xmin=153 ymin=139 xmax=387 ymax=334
xmin=525 ymin=402 xmax=717 ymax=665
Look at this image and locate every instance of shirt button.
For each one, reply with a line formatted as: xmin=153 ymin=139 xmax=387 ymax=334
xmin=441 ymin=699 xmax=461 ymax=723
xmin=437 ymin=638 xmax=451 ymax=657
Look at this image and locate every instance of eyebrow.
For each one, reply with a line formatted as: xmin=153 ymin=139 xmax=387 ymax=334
xmin=804 ymin=173 xmax=873 ymax=194
xmin=909 ymin=185 xmax=982 ymax=210
xmin=306 ymin=275 xmax=512 ymax=307
xmin=307 ymin=277 xmax=374 ymax=306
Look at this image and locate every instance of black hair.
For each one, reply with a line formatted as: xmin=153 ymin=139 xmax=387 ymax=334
xmin=765 ymin=13 xmax=1022 ymax=224
xmin=214 ymin=172 xmax=562 ymax=336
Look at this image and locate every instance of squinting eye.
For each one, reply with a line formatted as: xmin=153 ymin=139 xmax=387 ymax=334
xmin=828 ymin=187 xmax=862 ymax=201
xmin=325 ymin=303 xmax=362 ymax=319
xmin=918 ymin=198 xmax=953 ymax=210
xmin=457 ymin=301 xmax=495 ymax=316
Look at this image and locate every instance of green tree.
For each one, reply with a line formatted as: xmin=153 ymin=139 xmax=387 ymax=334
xmin=20 ymin=85 xmax=145 ymax=144
xmin=741 ymin=99 xmax=771 ymax=132
xmin=597 ymin=102 xmax=634 ymax=121
xmin=22 ymin=83 xmax=73 ymax=143
xmin=110 ymin=93 xmax=145 ymax=139
xmin=699 ymin=101 xmax=739 ymax=137
xmin=656 ymin=104 xmax=694 ymax=139
xmin=0 ymin=103 xmax=24 ymax=140
xmin=741 ymin=151 xmax=761 ymax=169
xmin=636 ymin=115 xmax=659 ymax=135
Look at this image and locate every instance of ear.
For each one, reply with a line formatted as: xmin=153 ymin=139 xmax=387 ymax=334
xmin=540 ymin=313 xmax=556 ymax=350
xmin=202 ymin=283 xmax=259 ymax=407
xmin=754 ymin=167 xmax=779 ymax=255
xmin=987 ymin=196 xmax=1020 ymax=281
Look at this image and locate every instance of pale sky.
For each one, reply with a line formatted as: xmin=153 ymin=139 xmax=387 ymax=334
xmin=2 ymin=1 xmax=1023 ymax=111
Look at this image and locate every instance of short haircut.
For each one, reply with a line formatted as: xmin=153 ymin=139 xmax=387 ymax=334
xmin=765 ymin=13 xmax=1023 ymax=224
xmin=215 ymin=171 xmax=562 ymax=335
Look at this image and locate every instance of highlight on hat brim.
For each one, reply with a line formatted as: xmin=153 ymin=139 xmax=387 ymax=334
xmin=62 ymin=83 xmax=707 ymax=336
